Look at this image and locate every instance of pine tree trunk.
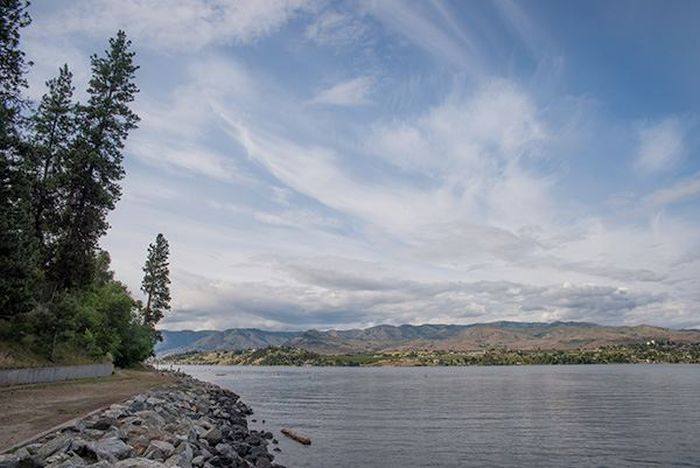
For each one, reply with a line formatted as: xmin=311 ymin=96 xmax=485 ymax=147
xmin=145 ymin=291 xmax=152 ymax=325
xmin=34 ymin=119 xmax=58 ymax=244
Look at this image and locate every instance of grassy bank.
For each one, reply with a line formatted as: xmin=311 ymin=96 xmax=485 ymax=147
xmin=162 ymin=341 xmax=700 ymax=367
xmin=0 ymin=342 xmax=112 ymax=370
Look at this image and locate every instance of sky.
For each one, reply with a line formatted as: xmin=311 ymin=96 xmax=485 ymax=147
xmin=22 ymin=0 xmax=700 ymax=331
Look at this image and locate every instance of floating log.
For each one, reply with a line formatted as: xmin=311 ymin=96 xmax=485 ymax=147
xmin=281 ymin=428 xmax=311 ymax=445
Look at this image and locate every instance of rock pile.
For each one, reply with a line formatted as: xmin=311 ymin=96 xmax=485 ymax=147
xmin=0 ymin=372 xmax=283 ymax=468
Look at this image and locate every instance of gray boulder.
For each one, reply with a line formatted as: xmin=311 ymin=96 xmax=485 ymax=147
xmin=88 ymin=437 xmax=133 ymax=462
xmin=202 ymin=428 xmax=222 ymax=446
xmin=113 ymin=459 xmax=166 ymax=467
xmin=164 ymin=442 xmax=193 ymax=468
xmin=143 ymin=440 xmax=175 ymax=461
xmin=0 ymin=453 xmax=44 ymax=468
xmin=0 ymin=454 xmax=19 ymax=468
xmin=36 ymin=434 xmax=72 ymax=459
xmin=87 ymin=416 xmax=117 ymax=431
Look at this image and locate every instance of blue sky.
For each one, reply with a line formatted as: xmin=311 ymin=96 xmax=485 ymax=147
xmin=24 ymin=0 xmax=700 ymax=330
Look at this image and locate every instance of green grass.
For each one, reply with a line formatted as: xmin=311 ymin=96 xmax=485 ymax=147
xmin=0 ymin=341 xmax=110 ymax=370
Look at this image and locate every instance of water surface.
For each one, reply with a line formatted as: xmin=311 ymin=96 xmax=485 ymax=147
xmin=177 ymin=365 xmax=700 ymax=467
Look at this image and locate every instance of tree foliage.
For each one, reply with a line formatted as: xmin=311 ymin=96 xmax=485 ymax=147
xmin=49 ymin=31 xmax=139 ymax=290
xmin=141 ymin=233 xmax=171 ymax=327
xmin=0 ymin=0 xmax=36 ymax=321
xmin=167 ymin=343 xmax=700 ymax=367
xmin=0 ymin=0 xmax=30 ymax=124
xmin=0 ymin=4 xmax=162 ymax=368
xmin=26 ymin=64 xmax=76 ymax=262
xmin=0 ymin=154 xmax=37 ymax=320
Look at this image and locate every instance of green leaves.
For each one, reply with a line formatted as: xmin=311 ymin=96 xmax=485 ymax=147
xmin=44 ymin=261 xmax=160 ymax=366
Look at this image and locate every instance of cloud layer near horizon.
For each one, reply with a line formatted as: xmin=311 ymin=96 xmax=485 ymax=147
xmin=23 ymin=0 xmax=700 ymax=330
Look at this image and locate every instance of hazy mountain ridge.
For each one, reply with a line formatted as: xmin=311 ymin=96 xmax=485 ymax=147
xmin=156 ymin=321 xmax=700 ymax=356
xmin=155 ymin=328 xmax=301 ymax=356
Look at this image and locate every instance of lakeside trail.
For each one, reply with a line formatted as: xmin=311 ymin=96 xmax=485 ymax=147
xmin=0 ymin=368 xmax=173 ymax=451
xmin=0 ymin=369 xmax=282 ymax=467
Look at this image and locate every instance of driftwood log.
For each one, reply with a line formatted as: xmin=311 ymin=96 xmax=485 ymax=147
xmin=281 ymin=428 xmax=312 ymax=445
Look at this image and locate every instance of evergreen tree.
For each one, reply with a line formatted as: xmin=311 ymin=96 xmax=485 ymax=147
xmin=0 ymin=156 xmax=36 ymax=322
xmin=0 ymin=0 xmax=30 ymax=126
xmin=49 ymin=31 xmax=139 ymax=289
xmin=26 ymin=64 xmax=76 ymax=261
xmin=0 ymin=0 xmax=37 ymax=322
xmin=0 ymin=5 xmax=157 ymax=366
xmin=141 ymin=233 xmax=170 ymax=327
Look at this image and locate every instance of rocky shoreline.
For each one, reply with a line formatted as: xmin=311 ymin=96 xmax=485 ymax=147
xmin=0 ymin=371 xmax=284 ymax=468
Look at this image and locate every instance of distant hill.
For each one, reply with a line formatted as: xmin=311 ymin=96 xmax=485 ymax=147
xmin=156 ymin=321 xmax=700 ymax=356
xmin=156 ymin=330 xmax=217 ymax=355
xmin=155 ymin=328 xmax=301 ymax=356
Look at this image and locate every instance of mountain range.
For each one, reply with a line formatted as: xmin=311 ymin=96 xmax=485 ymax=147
xmin=155 ymin=322 xmax=700 ymax=356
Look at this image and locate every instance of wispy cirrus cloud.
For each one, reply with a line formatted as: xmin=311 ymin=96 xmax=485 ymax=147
xmin=24 ymin=0 xmax=700 ymax=331
xmin=305 ymin=9 xmax=371 ymax=48
xmin=646 ymin=172 xmax=700 ymax=208
xmin=30 ymin=0 xmax=316 ymax=51
xmin=311 ymin=76 xmax=375 ymax=106
xmin=635 ymin=118 xmax=686 ymax=173
xmin=364 ymin=0 xmax=484 ymax=78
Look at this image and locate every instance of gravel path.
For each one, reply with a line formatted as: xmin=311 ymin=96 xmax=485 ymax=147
xmin=0 ymin=368 xmax=173 ymax=451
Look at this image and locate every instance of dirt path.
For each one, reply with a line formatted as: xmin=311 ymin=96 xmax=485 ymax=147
xmin=0 ymin=368 xmax=174 ymax=451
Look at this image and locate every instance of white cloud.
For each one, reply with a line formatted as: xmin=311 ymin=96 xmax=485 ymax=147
xmin=635 ymin=118 xmax=685 ymax=172
xmin=365 ymin=0 xmax=483 ymax=78
xmin=158 ymin=261 xmax=678 ymax=331
xmin=35 ymin=0 xmax=696 ymax=331
xmin=370 ymin=81 xmax=546 ymax=175
xmin=125 ymin=56 xmax=256 ymax=182
xmin=647 ymin=172 xmax=700 ymax=208
xmin=31 ymin=0 xmax=314 ymax=51
xmin=130 ymin=141 xmax=241 ymax=183
xmin=305 ymin=10 xmax=370 ymax=48
xmin=22 ymin=37 xmax=91 ymax=102
xmin=312 ymin=76 xmax=375 ymax=106
xmin=225 ymin=116 xmax=448 ymax=234
xmin=114 ymin=66 xmax=700 ymax=331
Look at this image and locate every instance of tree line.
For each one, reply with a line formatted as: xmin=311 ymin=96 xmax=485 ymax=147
xmin=165 ymin=342 xmax=700 ymax=367
xmin=1 ymin=1 xmax=170 ymax=367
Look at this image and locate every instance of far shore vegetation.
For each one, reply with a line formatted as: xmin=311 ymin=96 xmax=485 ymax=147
xmin=0 ymin=2 xmax=169 ymax=369
xmin=162 ymin=341 xmax=700 ymax=367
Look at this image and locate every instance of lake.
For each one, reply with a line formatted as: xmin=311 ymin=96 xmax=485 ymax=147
xmin=175 ymin=364 xmax=700 ymax=467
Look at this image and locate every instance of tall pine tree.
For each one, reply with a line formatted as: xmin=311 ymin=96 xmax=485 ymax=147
xmin=141 ymin=233 xmax=170 ymax=327
xmin=0 ymin=0 xmax=37 ymax=322
xmin=0 ymin=0 xmax=30 ymax=124
xmin=27 ymin=64 xmax=76 ymax=262
xmin=49 ymin=31 xmax=139 ymax=290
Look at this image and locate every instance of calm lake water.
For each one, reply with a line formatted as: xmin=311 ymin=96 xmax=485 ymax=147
xmin=176 ymin=364 xmax=700 ymax=467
